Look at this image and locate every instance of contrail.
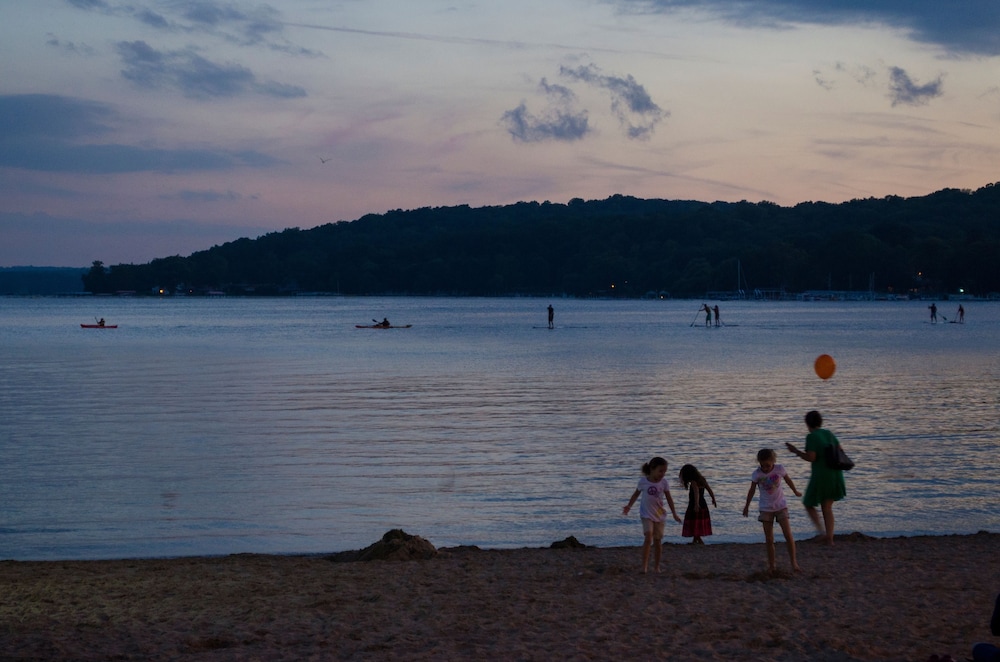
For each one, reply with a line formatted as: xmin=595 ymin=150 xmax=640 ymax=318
xmin=282 ymin=22 xmax=703 ymax=61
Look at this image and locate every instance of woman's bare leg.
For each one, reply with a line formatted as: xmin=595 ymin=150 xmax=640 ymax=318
xmin=821 ymin=499 xmax=835 ymax=545
xmin=805 ymin=505 xmax=823 ymax=538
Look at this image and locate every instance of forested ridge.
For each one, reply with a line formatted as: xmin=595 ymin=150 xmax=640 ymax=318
xmin=82 ymin=183 xmax=1000 ymax=298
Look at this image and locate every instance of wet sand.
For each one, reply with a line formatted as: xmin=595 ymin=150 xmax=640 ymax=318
xmin=1 ymin=532 xmax=997 ymax=661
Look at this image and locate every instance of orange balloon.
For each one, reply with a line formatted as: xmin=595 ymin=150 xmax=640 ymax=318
xmin=814 ymin=354 xmax=836 ymax=380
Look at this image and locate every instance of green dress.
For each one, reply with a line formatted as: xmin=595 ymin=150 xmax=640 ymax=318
xmin=802 ymin=428 xmax=847 ymax=507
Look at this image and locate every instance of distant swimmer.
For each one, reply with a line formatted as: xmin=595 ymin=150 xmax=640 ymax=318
xmin=929 ymin=303 xmax=937 ymax=323
xmin=547 ymin=304 xmax=554 ymax=329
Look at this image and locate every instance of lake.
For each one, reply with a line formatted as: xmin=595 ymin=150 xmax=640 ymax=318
xmin=1 ymin=296 xmax=997 ymax=560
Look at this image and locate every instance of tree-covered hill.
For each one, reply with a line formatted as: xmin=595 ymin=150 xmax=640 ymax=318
xmin=82 ymin=183 xmax=1000 ymax=298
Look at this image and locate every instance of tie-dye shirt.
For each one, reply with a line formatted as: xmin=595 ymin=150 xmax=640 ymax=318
xmin=750 ymin=464 xmax=789 ymax=512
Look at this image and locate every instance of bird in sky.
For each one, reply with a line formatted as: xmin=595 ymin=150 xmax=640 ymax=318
xmin=319 ymin=157 xmax=331 ymax=163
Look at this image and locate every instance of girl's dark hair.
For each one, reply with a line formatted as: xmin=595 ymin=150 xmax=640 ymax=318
xmin=642 ymin=456 xmax=667 ymax=476
xmin=679 ymin=463 xmax=706 ymax=488
xmin=757 ymin=448 xmax=777 ymax=463
xmin=805 ymin=410 xmax=823 ymax=428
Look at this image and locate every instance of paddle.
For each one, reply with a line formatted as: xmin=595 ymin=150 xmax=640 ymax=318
xmin=689 ymin=310 xmax=701 ymax=327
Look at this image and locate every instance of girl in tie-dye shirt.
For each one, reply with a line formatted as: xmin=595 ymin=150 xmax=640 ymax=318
xmin=743 ymin=448 xmax=802 ymax=574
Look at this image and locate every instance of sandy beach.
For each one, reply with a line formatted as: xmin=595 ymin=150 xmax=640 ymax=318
xmin=1 ymin=531 xmax=997 ymax=661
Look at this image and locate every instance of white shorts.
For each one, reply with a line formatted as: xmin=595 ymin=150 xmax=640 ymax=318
xmin=641 ymin=517 xmax=665 ymax=539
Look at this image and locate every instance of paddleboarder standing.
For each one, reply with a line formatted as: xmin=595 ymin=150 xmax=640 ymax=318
xmin=547 ymin=304 xmax=554 ymax=329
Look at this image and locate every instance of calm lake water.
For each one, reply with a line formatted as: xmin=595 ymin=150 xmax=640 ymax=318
xmin=1 ymin=296 xmax=997 ymax=560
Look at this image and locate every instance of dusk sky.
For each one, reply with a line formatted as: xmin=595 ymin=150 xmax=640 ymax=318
xmin=2 ymin=1 xmax=998 ymax=267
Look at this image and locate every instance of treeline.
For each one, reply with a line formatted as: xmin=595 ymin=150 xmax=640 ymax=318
xmin=82 ymin=183 xmax=1000 ymax=298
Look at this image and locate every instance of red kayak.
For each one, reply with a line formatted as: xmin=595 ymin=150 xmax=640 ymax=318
xmin=80 ymin=324 xmax=117 ymax=329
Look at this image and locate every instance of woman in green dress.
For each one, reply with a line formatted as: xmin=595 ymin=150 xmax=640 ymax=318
xmin=785 ymin=410 xmax=846 ymax=545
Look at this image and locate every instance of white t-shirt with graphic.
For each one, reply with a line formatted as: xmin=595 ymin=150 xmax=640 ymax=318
xmin=636 ymin=476 xmax=671 ymax=522
xmin=751 ymin=464 xmax=789 ymax=512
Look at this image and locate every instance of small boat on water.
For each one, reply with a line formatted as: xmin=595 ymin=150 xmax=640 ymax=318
xmin=355 ymin=324 xmax=411 ymax=329
xmin=80 ymin=323 xmax=117 ymax=329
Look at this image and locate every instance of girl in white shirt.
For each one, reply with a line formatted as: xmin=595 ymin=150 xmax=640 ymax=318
xmin=622 ymin=456 xmax=682 ymax=573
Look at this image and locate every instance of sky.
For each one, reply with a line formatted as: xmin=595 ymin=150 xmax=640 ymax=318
xmin=1 ymin=1 xmax=998 ymax=267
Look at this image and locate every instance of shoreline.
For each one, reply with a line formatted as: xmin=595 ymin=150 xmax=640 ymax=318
xmin=2 ymin=531 xmax=997 ymax=661
xmin=6 ymin=527 xmax=996 ymax=565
